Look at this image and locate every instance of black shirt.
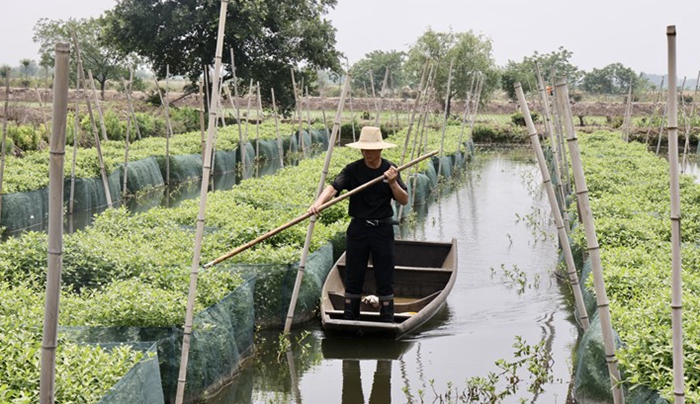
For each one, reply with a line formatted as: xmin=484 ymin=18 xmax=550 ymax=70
xmin=331 ymin=158 xmax=407 ymax=219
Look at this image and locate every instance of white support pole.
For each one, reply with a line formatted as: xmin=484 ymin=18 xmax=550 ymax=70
xmin=40 ymin=42 xmax=69 ymax=404
xmin=667 ymin=25 xmax=685 ymax=404
xmin=556 ymin=79 xmax=625 ymax=404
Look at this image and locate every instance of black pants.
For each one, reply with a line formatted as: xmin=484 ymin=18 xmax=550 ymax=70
xmin=344 ymin=219 xmax=395 ymax=298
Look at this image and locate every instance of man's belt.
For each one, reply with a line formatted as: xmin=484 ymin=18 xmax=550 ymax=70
xmin=352 ymin=218 xmax=398 ymax=227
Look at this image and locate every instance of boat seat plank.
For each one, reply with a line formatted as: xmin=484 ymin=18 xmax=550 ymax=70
xmin=327 ymin=290 xmax=442 ymax=312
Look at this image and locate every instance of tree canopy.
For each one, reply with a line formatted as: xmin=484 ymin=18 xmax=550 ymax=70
xmin=350 ymin=50 xmax=407 ymax=97
xmin=404 ymin=28 xmax=499 ymax=115
xmin=102 ymin=0 xmax=342 ymax=114
xmin=580 ymin=63 xmax=647 ymax=95
xmin=33 ymin=17 xmax=135 ymax=98
xmin=500 ymin=46 xmax=582 ymax=100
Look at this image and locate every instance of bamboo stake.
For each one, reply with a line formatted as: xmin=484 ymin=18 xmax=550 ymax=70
xmin=645 ymin=76 xmax=664 ymax=145
xmin=556 ymin=79 xmax=624 ymax=404
xmin=550 ymin=72 xmax=571 ymax=196
xmin=124 ymin=69 xmax=142 ymax=140
xmin=40 ymin=42 xmax=69 ymax=404
xmin=400 ymin=63 xmax=429 ymax=166
xmin=535 ymin=63 xmax=569 ymax=233
xmin=623 ymin=85 xmax=633 ymax=141
xmin=456 ymin=74 xmax=476 ymax=158
xmin=374 ymin=67 xmax=390 ymax=126
xmin=347 ymin=65 xmax=357 ymax=142
xmin=87 ymin=70 xmax=109 ymax=142
xmin=305 ymin=85 xmax=313 ymax=150
xmin=369 ymin=70 xmax=380 ymax=120
xmin=271 ymin=88 xmax=284 ymax=167
xmin=206 ymin=150 xmax=439 ymax=269
xmin=290 ymin=69 xmax=306 ymax=156
xmin=437 ymin=59 xmax=454 ymax=180
xmin=71 ymin=37 xmax=113 ymax=209
xmin=123 ymin=112 xmax=131 ymax=197
xmin=242 ymin=79 xmax=254 ymax=178
xmin=656 ymin=102 xmax=668 ymax=155
xmin=682 ymin=70 xmax=700 ymax=167
xmin=175 ymin=2 xmax=229 ymax=402
xmin=0 ymin=67 xmax=9 ymax=226
xmin=666 ymin=25 xmax=685 ymax=404
xmin=515 ymin=82 xmax=589 ymax=331
xmin=199 ymin=81 xmax=206 ymax=161
xmin=153 ymin=73 xmax=173 ymax=185
xmin=69 ymin=100 xmax=78 ymax=214
xmin=255 ymin=82 xmax=262 ymax=161
xmin=229 ymin=51 xmax=245 ymax=173
xmin=34 ymin=85 xmax=50 ymax=137
xmin=283 ymin=74 xmax=352 ymax=334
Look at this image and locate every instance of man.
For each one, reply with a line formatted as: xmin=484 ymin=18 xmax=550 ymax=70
xmin=310 ymin=126 xmax=408 ymax=322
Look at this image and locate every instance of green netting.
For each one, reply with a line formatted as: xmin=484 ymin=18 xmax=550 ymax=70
xmin=573 ymin=314 xmax=668 ymax=404
xmin=408 ymin=173 xmax=431 ymax=206
xmin=123 ymin=156 xmax=165 ymax=194
xmin=156 ymin=154 xmax=202 ymax=183
xmin=310 ymin=128 xmax=330 ymax=151
xmin=234 ymin=144 xmax=256 ymax=171
xmin=437 ymin=155 xmax=453 ymax=178
xmin=297 ymin=130 xmax=313 ymax=153
xmin=68 ymin=169 xmax=123 ymax=213
xmin=213 ymin=150 xmax=238 ymax=175
xmin=97 ymin=342 xmax=165 ymax=404
xmin=256 ymin=139 xmax=284 ymax=162
xmin=424 ymin=158 xmax=438 ymax=189
xmin=1 ymin=187 xmax=49 ymax=231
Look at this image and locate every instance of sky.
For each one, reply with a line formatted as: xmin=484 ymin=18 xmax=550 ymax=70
xmin=3 ymin=0 xmax=700 ymax=79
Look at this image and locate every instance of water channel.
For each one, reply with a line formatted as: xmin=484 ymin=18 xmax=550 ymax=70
xmin=208 ymin=147 xmax=581 ymax=404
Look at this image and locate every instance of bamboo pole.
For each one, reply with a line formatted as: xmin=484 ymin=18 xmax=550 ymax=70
xmin=682 ymin=70 xmax=700 ymax=167
xmin=437 ymin=59 xmax=454 ymax=180
xmin=123 ymin=113 xmax=131 ymax=197
xmin=34 ymin=85 xmax=50 ymax=137
xmin=622 ymin=85 xmax=633 ymax=141
xmin=535 ymin=63 xmax=569 ymax=233
xmin=645 ymin=76 xmax=664 ymax=145
xmin=255 ymin=82 xmax=262 ymax=161
xmin=69 ymin=100 xmax=78 ymax=214
xmin=515 ymin=82 xmax=589 ymax=331
xmin=229 ymin=51 xmax=245 ymax=173
xmin=369 ymin=70 xmax=380 ymax=120
xmin=242 ymin=79 xmax=254 ymax=178
xmin=40 ymin=42 xmax=69 ymax=404
xmin=71 ymin=44 xmax=112 ymax=208
xmin=666 ymin=25 xmax=685 ymax=404
xmin=456 ymin=74 xmax=476 ymax=158
xmin=175 ymin=2 xmax=229 ymax=402
xmin=348 ymin=75 xmax=357 ymax=142
xmin=87 ymin=70 xmax=109 ymax=142
xmin=206 ymin=150 xmax=439 ymax=269
xmin=290 ymin=69 xmax=306 ymax=156
xmin=283 ymin=74 xmax=352 ymax=334
xmin=122 ymin=69 xmax=142 ymax=141
xmin=153 ymin=73 xmax=173 ymax=185
xmin=0 ymin=67 xmax=9 ymax=226
xmin=374 ymin=67 xmax=390 ymax=126
xmin=556 ymin=79 xmax=624 ymax=404
xmin=271 ymin=88 xmax=284 ymax=167
xmin=199 ymin=81 xmax=206 ymax=160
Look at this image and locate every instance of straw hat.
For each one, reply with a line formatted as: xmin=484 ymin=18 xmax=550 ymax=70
xmin=345 ymin=126 xmax=397 ymax=150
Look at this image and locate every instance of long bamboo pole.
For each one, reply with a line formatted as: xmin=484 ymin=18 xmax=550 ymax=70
xmin=515 ymin=83 xmax=589 ymax=331
xmin=242 ymin=79 xmax=254 ymax=178
xmin=283 ymin=74 xmax=352 ymax=334
xmin=40 ymin=42 xmax=69 ymax=404
xmin=86 ymin=70 xmax=113 ymax=209
xmin=69 ymin=100 xmax=78 ymax=215
xmin=175 ymin=2 xmax=229 ymax=402
xmin=456 ymin=74 xmax=476 ymax=158
xmin=153 ymin=74 xmax=173 ymax=185
xmin=230 ymin=50 xmax=246 ymax=173
xmin=666 ymin=25 xmax=685 ymax=404
xmin=123 ymin=113 xmax=131 ymax=197
xmin=255 ymin=82 xmax=262 ymax=161
xmin=205 ymin=150 xmax=438 ymax=269
xmin=125 ymin=68 xmax=142 ymax=141
xmin=290 ymin=69 xmax=305 ymax=156
xmin=556 ymin=79 xmax=624 ymax=404
xmin=34 ymin=85 xmax=50 ymax=137
xmin=535 ymin=64 xmax=569 ymax=233
xmin=682 ymin=70 xmax=700 ymax=167
xmin=71 ymin=34 xmax=112 ymax=208
xmin=271 ymin=88 xmax=284 ymax=167
xmin=0 ymin=67 xmax=9 ymax=226
xmin=437 ymin=59 xmax=454 ymax=180
xmin=373 ymin=67 xmax=390 ymax=126
xmin=87 ymin=70 xmax=108 ymax=142
xmin=199 ymin=81 xmax=206 ymax=160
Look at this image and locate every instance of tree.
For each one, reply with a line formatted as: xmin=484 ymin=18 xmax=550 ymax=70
xmin=501 ymin=46 xmax=582 ymax=100
xmin=102 ymin=0 xmax=342 ymax=115
xmin=404 ymin=28 xmax=499 ymax=116
xmin=581 ymin=63 xmax=647 ymax=95
xmin=33 ymin=17 xmax=138 ymax=99
xmin=350 ymin=50 xmax=407 ymax=96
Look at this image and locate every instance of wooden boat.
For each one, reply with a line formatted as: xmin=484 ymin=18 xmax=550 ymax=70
xmin=320 ymin=238 xmax=458 ymax=339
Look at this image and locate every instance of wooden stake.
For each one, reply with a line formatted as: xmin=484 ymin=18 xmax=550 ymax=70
xmin=152 ymin=72 xmax=173 ymax=185
xmin=515 ymin=82 xmax=589 ymax=331
xmin=123 ymin=112 xmax=131 ymax=197
xmin=0 ymin=67 xmax=9 ymax=226
xmin=87 ymin=70 xmax=108 ymax=142
xmin=69 ymin=100 xmax=78 ymax=214
xmin=40 ymin=42 xmax=69 ymax=404
xmin=374 ymin=67 xmax=389 ymax=126
xmin=175 ymin=2 xmax=229 ymax=402
xmin=556 ymin=79 xmax=625 ymax=404
xmin=437 ymin=59 xmax=454 ymax=179
xmin=34 ymin=85 xmax=50 ymax=137
xmin=667 ymin=25 xmax=685 ymax=404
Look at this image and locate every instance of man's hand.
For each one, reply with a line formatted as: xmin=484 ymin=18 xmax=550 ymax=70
xmin=384 ymin=166 xmax=399 ymax=184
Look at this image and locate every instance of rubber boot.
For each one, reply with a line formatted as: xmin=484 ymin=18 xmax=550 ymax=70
xmin=379 ymin=299 xmax=394 ymax=323
xmin=344 ymin=297 xmax=361 ymax=320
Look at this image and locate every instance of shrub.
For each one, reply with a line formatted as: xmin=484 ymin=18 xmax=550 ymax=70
xmin=511 ymin=111 xmax=539 ymax=127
